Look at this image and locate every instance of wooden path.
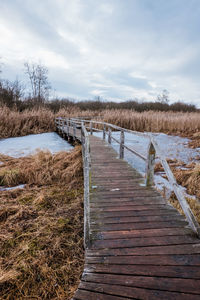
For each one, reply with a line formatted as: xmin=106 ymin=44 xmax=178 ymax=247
xmin=72 ymin=135 xmax=200 ymax=300
xmin=56 ymin=121 xmax=200 ymax=299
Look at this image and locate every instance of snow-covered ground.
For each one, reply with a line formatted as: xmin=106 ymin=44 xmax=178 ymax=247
xmin=0 ymin=133 xmax=74 ymax=191
xmin=0 ymin=184 xmax=25 ymax=191
xmin=0 ymin=132 xmax=73 ymax=158
xmin=94 ymin=131 xmax=200 ymax=199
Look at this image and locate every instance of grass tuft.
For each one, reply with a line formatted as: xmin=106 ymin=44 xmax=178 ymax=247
xmin=0 ymin=146 xmax=84 ymax=299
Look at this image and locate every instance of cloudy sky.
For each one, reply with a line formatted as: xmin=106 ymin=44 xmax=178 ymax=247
xmin=0 ymin=0 xmax=200 ymax=105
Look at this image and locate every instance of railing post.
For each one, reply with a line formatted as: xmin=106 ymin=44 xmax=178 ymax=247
xmin=58 ymin=118 xmax=61 ymax=134
xmin=67 ymin=119 xmax=69 ymax=138
xmin=120 ymin=129 xmax=124 ymax=159
xmin=146 ymin=141 xmax=156 ymax=186
xmin=81 ymin=122 xmax=91 ymax=248
xmin=81 ymin=121 xmax=84 ymax=145
xmin=90 ymin=121 xmax=93 ymax=135
xmin=108 ymin=127 xmax=112 ymax=144
xmin=62 ymin=118 xmax=65 ymax=136
xmin=73 ymin=123 xmax=76 ymax=141
xmin=103 ymin=124 xmax=106 ymax=140
xmin=55 ymin=118 xmax=58 ymax=132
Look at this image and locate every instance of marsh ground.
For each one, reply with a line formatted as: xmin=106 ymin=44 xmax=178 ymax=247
xmin=0 ymin=147 xmax=84 ymax=299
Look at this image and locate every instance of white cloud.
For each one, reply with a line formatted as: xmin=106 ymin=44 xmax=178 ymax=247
xmin=0 ymin=0 xmax=200 ymax=105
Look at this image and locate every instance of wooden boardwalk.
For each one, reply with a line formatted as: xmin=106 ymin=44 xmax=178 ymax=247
xmin=72 ymin=135 xmax=200 ymax=300
xmin=56 ymin=121 xmax=200 ymax=299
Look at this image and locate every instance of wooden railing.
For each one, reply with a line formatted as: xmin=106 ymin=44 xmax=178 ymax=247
xmin=55 ymin=117 xmax=200 ymax=239
xmin=81 ymin=122 xmax=91 ymax=249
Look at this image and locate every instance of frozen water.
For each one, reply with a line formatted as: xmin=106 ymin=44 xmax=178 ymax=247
xmin=0 ymin=132 xmax=74 ymax=158
xmin=93 ymin=131 xmax=200 ymax=175
xmin=0 ymin=184 xmax=25 ymax=191
xmin=93 ymin=130 xmax=200 ymax=199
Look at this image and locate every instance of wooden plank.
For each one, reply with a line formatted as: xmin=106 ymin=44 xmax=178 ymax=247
xmin=91 ymin=191 xmax=164 ymax=198
xmin=78 ymin=282 xmax=200 ymax=300
xmin=90 ymin=196 xmax=164 ymax=203
xmin=93 ymin=228 xmax=193 ymax=239
xmin=91 ymin=215 xmax=185 ymax=225
xmin=91 ymin=205 xmax=173 ymax=212
xmin=90 ymin=209 xmax=179 ymax=218
xmin=85 ymin=264 xmax=200 ymax=279
xmin=90 ymin=220 xmax=188 ymax=231
xmin=86 ymin=244 xmax=200 ymax=256
xmin=74 ymin=289 xmax=132 ymax=300
xmin=82 ymin=273 xmax=200 ymax=294
xmin=91 ymin=235 xmax=199 ymax=249
xmin=90 ymin=200 xmax=167 ymax=207
xmin=85 ymin=254 xmax=200 ymax=266
xmin=90 ymin=186 xmax=161 ymax=192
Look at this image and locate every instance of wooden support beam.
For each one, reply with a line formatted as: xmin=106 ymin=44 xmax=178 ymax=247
xmin=119 ymin=130 xmax=124 ymax=159
xmin=103 ymin=124 xmax=106 ymax=140
xmin=108 ymin=127 xmax=112 ymax=144
xmin=146 ymin=141 xmax=156 ymax=186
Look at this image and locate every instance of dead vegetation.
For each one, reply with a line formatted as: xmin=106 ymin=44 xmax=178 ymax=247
xmin=173 ymin=163 xmax=200 ymax=200
xmin=0 ymin=146 xmax=84 ymax=299
xmin=100 ymin=110 xmax=200 ymax=145
xmin=154 ymin=159 xmax=200 ymax=224
xmin=169 ymin=194 xmax=200 ymax=225
xmin=1 ymin=106 xmax=200 ymax=145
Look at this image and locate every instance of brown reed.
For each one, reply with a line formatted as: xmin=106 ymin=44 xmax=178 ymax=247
xmin=1 ymin=106 xmax=200 ymax=140
xmin=0 ymin=146 xmax=84 ymax=299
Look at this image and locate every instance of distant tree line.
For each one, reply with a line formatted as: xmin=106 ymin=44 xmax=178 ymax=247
xmin=0 ymin=60 xmax=198 ymax=112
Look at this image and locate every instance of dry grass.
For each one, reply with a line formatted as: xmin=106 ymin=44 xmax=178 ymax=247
xmin=1 ymin=107 xmax=200 ymax=144
xmin=0 ymin=146 xmax=84 ymax=299
xmin=169 ymin=194 xmax=200 ymax=225
xmin=0 ymin=106 xmax=99 ymax=139
xmin=0 ymin=106 xmax=55 ymax=139
xmin=155 ymin=160 xmax=200 ymax=224
xmin=173 ymin=163 xmax=200 ymax=200
xmin=100 ymin=109 xmax=200 ymax=137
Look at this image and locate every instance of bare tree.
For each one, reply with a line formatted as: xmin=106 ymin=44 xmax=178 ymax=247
xmin=157 ymin=89 xmax=170 ymax=104
xmin=24 ymin=62 xmax=51 ymax=103
xmin=0 ymin=79 xmax=24 ymax=107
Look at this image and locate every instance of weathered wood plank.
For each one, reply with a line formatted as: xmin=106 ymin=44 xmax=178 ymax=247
xmin=78 ymin=282 xmax=200 ymax=300
xmin=90 ymin=208 xmax=179 ymax=218
xmin=93 ymin=228 xmax=193 ymax=239
xmin=90 ymin=220 xmax=188 ymax=231
xmin=91 ymin=215 xmax=185 ymax=225
xmin=90 ymin=205 xmax=174 ymax=212
xmin=90 ymin=200 xmax=167 ymax=207
xmin=91 ymin=235 xmax=199 ymax=249
xmin=74 ymin=289 xmax=133 ymax=300
xmin=85 ymin=254 xmax=200 ymax=266
xmin=82 ymin=273 xmax=200 ymax=294
xmin=85 ymin=264 xmax=200 ymax=279
xmin=86 ymin=244 xmax=200 ymax=256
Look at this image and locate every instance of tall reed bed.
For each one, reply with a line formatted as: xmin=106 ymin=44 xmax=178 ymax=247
xmin=101 ymin=109 xmax=200 ymax=135
xmin=0 ymin=106 xmax=55 ymax=138
xmin=0 ymin=147 xmax=84 ymax=299
xmin=1 ymin=106 xmax=200 ymax=140
xmin=0 ymin=106 xmax=100 ymax=138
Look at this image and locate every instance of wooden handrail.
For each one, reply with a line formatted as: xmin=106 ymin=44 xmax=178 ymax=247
xmin=149 ymin=134 xmax=200 ymax=237
xmin=55 ymin=117 xmax=200 ymax=237
xmin=67 ymin=117 xmax=150 ymax=138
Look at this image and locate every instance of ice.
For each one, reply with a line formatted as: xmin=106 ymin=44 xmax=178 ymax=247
xmin=0 ymin=184 xmax=25 ymax=191
xmin=0 ymin=132 xmax=74 ymax=158
xmin=93 ymin=130 xmax=200 ymax=199
xmin=93 ymin=131 xmax=200 ymax=174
